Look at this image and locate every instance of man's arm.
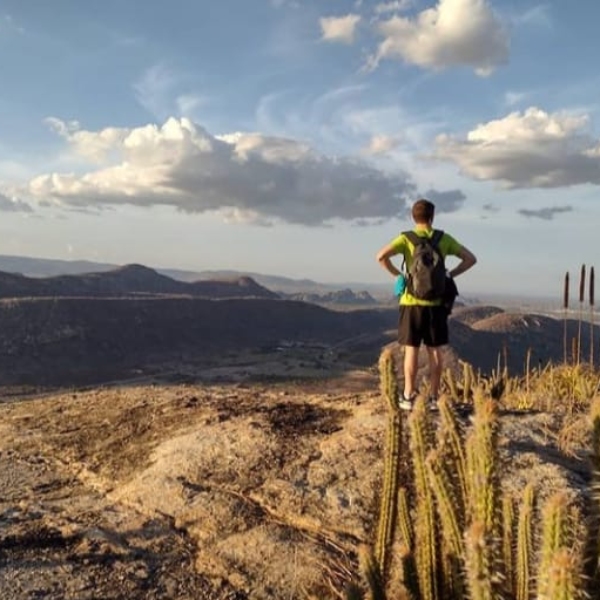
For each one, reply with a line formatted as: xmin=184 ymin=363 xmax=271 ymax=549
xmin=376 ymin=243 xmax=402 ymax=277
xmin=448 ymin=245 xmax=477 ymax=278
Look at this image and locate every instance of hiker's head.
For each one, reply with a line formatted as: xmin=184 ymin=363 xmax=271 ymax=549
xmin=412 ymin=198 xmax=435 ymax=225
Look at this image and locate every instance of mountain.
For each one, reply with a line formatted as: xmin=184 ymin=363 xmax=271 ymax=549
xmin=0 ymin=264 xmax=278 ymax=300
xmin=281 ymin=288 xmax=378 ymax=306
xmin=0 ymin=254 xmax=388 ymax=297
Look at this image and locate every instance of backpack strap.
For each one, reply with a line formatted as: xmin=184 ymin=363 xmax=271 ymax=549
xmin=403 ymin=229 xmax=444 ymax=247
xmin=431 ymin=229 xmax=444 ymax=248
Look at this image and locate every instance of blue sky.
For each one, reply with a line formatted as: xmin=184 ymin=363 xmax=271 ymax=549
xmin=1 ymin=0 xmax=600 ymax=298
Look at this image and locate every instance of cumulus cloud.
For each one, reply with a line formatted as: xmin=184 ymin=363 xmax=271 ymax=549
xmin=518 ymin=206 xmax=573 ymax=220
xmin=362 ymin=134 xmax=403 ymax=156
xmin=368 ymin=0 xmax=509 ymax=75
xmin=432 ymin=107 xmax=600 ymax=188
xmin=320 ymin=14 xmax=361 ymax=44
xmin=421 ymin=189 xmax=466 ymax=213
xmin=0 ymin=192 xmax=33 ymax=212
xmin=26 ymin=117 xmax=419 ymax=226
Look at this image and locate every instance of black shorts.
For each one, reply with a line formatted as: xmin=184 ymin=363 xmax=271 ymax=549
xmin=398 ymin=305 xmax=449 ymax=347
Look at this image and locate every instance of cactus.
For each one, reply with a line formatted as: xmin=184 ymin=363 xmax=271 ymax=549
xmin=516 ymin=484 xmax=535 ymax=600
xmin=438 ymin=395 xmax=468 ymax=514
xmin=543 ymin=548 xmax=585 ymax=600
xmin=464 ymin=521 xmax=494 ymax=600
xmin=408 ymin=396 xmax=438 ymax=600
xmin=536 ymin=492 xmax=572 ymax=599
xmin=501 ymin=495 xmax=515 ymax=597
xmin=379 ymin=347 xmax=400 ymax=411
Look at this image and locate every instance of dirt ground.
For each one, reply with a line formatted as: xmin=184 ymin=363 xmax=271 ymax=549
xmin=0 ymin=350 xmax=591 ymax=599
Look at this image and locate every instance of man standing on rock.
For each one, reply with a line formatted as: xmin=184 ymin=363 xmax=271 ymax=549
xmin=376 ymin=198 xmax=477 ymax=410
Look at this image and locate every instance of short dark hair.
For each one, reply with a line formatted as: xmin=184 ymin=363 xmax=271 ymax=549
xmin=412 ymin=198 xmax=435 ymax=224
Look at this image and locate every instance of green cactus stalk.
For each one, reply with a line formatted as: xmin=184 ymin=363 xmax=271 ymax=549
xmin=379 ymin=347 xmax=400 ymax=411
xmin=502 ymin=495 xmax=515 ymax=597
xmin=375 ymin=348 xmax=403 ymax=577
xmin=536 ymin=492 xmax=571 ymax=599
xmin=426 ymin=449 xmax=466 ymax=600
xmin=590 ymin=266 xmax=595 ymax=368
xmin=375 ymin=411 xmax=402 ymax=575
xmin=587 ymin=397 xmax=600 ymax=585
xmin=397 ymin=486 xmax=413 ymax=551
xmin=444 ymin=368 xmax=461 ymax=403
xmin=465 ymin=393 xmax=499 ymax=533
xmin=516 ymin=484 xmax=535 ymax=600
xmin=408 ymin=396 xmax=438 ymax=600
xmin=426 ymin=449 xmax=464 ymax=559
xmin=463 ymin=361 xmax=473 ymax=403
xmin=464 ymin=521 xmax=494 ymax=600
xmin=438 ymin=395 xmax=468 ymax=513
xmin=542 ymin=548 xmax=585 ymax=600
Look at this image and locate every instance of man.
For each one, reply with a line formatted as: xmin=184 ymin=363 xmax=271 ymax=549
xmin=376 ymin=199 xmax=477 ymax=410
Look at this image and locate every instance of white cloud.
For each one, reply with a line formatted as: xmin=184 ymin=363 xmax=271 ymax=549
xmin=368 ymin=0 xmax=509 ymax=76
xmin=320 ymin=14 xmax=361 ymax=44
xmin=0 ymin=192 xmax=32 ymax=212
xmin=362 ymin=134 xmax=403 ymax=155
xmin=26 ymin=117 xmax=418 ymax=226
xmin=374 ymin=1 xmax=413 ymax=15
xmin=432 ymin=107 xmax=600 ymax=188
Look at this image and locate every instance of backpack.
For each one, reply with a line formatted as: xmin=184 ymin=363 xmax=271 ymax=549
xmin=404 ymin=229 xmax=446 ymax=300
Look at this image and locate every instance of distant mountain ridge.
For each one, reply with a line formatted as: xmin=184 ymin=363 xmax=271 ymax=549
xmin=0 ymin=254 xmax=387 ymax=297
xmin=0 ymin=264 xmax=278 ymax=300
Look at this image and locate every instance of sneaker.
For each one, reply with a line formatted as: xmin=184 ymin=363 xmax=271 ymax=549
xmin=397 ymin=392 xmax=417 ymax=411
xmin=427 ymin=396 xmax=439 ymax=412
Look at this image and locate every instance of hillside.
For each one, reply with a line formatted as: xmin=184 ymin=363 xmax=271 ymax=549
xmin=0 ymin=294 xmax=596 ymax=391
xmin=0 ymin=265 xmax=278 ymax=300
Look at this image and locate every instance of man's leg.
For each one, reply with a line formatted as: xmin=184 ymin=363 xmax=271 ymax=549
xmin=426 ymin=345 xmax=443 ymax=398
xmin=403 ymin=345 xmax=419 ymax=398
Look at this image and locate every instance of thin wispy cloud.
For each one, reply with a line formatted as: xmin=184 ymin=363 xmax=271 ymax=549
xmin=512 ymin=4 xmax=553 ymax=29
xmin=133 ymin=64 xmax=205 ymax=122
xmin=367 ymin=0 xmax=510 ymax=75
xmin=362 ymin=134 xmax=403 ymax=156
xmin=433 ymin=107 xmax=600 ymax=188
xmin=319 ymin=14 xmax=361 ymax=44
xmin=374 ymin=1 xmax=413 ymax=15
xmin=518 ymin=206 xmax=573 ymax=220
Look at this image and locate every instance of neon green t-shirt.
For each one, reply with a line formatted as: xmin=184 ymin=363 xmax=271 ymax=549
xmin=389 ymin=228 xmax=463 ymax=306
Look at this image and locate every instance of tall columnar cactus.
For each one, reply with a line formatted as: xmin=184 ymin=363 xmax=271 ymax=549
xmin=536 ymin=492 xmax=572 ymax=599
xmin=516 ymin=484 xmax=535 ymax=600
xmin=588 ymin=397 xmax=600 ymax=586
xmin=426 ymin=449 xmax=466 ymax=599
xmin=375 ymin=349 xmax=403 ymax=577
xmin=501 ymin=495 xmax=515 ymax=597
xmin=542 ymin=548 xmax=585 ymax=600
xmin=465 ymin=391 xmax=503 ymax=597
xmin=464 ymin=521 xmax=494 ymax=600
xmin=466 ymin=392 xmax=500 ymax=533
xmin=408 ymin=397 xmax=438 ymax=600
xmin=379 ymin=347 xmax=400 ymax=411
xmin=438 ymin=395 xmax=468 ymax=515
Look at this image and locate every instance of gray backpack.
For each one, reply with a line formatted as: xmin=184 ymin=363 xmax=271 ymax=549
xmin=404 ymin=230 xmax=446 ymax=300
